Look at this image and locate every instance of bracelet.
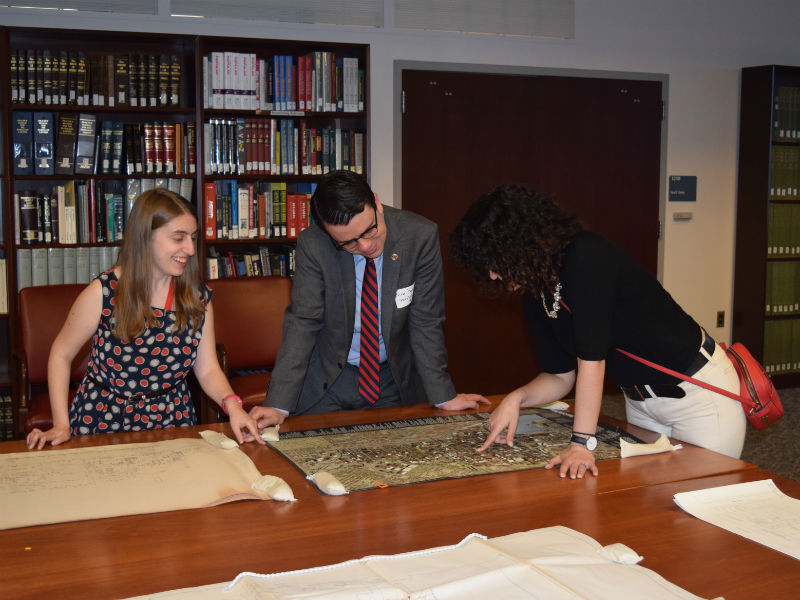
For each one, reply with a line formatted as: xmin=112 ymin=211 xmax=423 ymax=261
xmin=572 ymin=431 xmax=596 ymax=437
xmin=221 ymin=394 xmax=242 ymax=415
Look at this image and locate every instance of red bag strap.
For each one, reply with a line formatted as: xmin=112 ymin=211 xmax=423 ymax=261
xmin=615 ymin=347 xmax=755 ymax=409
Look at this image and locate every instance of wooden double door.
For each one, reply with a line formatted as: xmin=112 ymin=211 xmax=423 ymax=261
xmin=401 ymin=69 xmax=663 ymax=395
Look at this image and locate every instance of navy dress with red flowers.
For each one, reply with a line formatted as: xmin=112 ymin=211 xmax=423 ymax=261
xmin=69 ymin=270 xmax=210 ymax=435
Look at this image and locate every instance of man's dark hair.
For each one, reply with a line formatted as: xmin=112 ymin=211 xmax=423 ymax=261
xmin=310 ymin=170 xmax=376 ymax=227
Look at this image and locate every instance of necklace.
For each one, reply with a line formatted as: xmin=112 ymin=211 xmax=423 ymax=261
xmin=540 ymin=282 xmax=562 ymax=318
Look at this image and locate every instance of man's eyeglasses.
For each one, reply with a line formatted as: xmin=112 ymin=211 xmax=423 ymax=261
xmin=332 ymin=207 xmax=379 ymax=251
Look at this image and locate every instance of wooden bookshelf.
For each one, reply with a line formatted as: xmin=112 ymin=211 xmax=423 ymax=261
xmin=0 ymin=26 xmax=369 ymax=437
xmin=733 ymin=65 xmax=800 ymax=388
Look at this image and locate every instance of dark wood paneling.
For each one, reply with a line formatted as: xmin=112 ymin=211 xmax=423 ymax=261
xmin=402 ymin=70 xmax=662 ymax=394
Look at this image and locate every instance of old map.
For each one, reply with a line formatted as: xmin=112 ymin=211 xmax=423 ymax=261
xmin=269 ymin=409 xmax=641 ymax=492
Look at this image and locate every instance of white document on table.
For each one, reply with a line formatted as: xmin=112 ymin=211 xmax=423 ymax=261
xmin=125 ymin=526 xmax=721 ymax=600
xmin=674 ymin=478 xmax=800 ymax=561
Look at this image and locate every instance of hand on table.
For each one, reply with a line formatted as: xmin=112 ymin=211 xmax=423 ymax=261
xmin=439 ymin=393 xmax=491 ymax=412
xmin=546 ymin=445 xmax=599 ymax=479
xmin=249 ymin=406 xmax=288 ymax=430
xmin=26 ymin=424 xmax=70 ymax=450
xmin=228 ymin=406 xmax=265 ymax=445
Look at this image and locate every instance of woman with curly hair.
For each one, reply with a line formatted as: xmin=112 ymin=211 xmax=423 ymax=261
xmin=450 ymin=184 xmax=745 ymax=478
xmin=27 ymin=189 xmax=263 ymax=449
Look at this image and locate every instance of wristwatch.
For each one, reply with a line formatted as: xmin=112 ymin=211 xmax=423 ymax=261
xmin=570 ymin=433 xmax=597 ymax=451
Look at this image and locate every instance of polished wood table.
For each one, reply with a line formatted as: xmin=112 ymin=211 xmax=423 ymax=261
xmin=1 ymin=401 xmax=794 ymax=599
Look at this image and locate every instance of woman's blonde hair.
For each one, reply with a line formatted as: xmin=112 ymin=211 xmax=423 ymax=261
xmin=113 ymin=188 xmax=204 ymax=340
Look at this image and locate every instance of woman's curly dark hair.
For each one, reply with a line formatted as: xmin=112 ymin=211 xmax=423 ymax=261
xmin=449 ymin=184 xmax=583 ymax=294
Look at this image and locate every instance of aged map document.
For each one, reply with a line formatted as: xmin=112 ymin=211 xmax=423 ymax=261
xmin=0 ymin=438 xmax=269 ymax=530
xmin=124 ymin=526 xmax=721 ymax=600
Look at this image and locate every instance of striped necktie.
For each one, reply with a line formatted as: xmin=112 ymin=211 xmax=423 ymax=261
xmin=358 ymin=258 xmax=380 ymax=404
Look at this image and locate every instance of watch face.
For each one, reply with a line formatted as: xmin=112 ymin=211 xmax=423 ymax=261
xmin=586 ymin=436 xmax=598 ymax=451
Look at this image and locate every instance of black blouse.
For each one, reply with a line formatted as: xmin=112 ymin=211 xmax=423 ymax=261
xmin=523 ymin=231 xmax=701 ymax=387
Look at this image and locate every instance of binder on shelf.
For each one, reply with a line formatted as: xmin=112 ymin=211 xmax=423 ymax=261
xmin=13 ymin=111 xmax=34 ymax=175
xmin=74 ymin=113 xmax=97 ymax=175
xmin=54 ymin=113 xmax=78 ymax=175
xmin=33 ymin=111 xmax=55 ymax=175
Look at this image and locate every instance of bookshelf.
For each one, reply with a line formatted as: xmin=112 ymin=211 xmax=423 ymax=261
xmin=0 ymin=26 xmax=369 ymax=437
xmin=734 ymin=65 xmax=800 ymax=388
xmin=197 ymin=36 xmax=368 ymax=280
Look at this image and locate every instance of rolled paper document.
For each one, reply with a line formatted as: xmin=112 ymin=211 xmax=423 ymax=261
xmin=308 ymin=470 xmax=348 ymax=495
xmin=620 ymin=433 xmax=682 ymax=458
xmin=199 ymin=430 xmax=239 ymax=449
xmin=251 ymin=475 xmax=296 ymax=502
xmin=260 ymin=426 xmax=280 ymax=442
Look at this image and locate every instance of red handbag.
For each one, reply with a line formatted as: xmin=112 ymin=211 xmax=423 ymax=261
xmin=617 ymin=342 xmax=783 ymax=430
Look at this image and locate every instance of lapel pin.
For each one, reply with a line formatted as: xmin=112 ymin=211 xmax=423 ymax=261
xmin=391 ymin=253 xmax=399 ymax=261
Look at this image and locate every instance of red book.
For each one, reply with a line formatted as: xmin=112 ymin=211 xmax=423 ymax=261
xmin=287 ymin=193 xmax=305 ymax=239
xmin=204 ymin=182 xmax=216 ymax=240
xmin=162 ymin=121 xmax=176 ymax=175
xmin=299 ymin=191 xmax=309 ymax=232
xmin=153 ymin=121 xmax=164 ymax=174
xmin=142 ymin=122 xmax=155 ymax=174
xmin=305 ymin=55 xmax=313 ymax=112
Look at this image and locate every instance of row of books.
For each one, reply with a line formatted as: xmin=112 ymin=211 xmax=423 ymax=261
xmin=203 ymin=118 xmax=364 ymax=176
xmin=767 ymin=202 xmax=800 ymax=256
xmin=15 ymin=178 xmax=194 ymax=245
xmin=16 ymin=245 xmax=120 ymax=292
xmin=770 ymin=146 xmax=800 ymax=199
xmin=202 ymin=50 xmax=363 ymax=113
xmin=204 ymin=180 xmax=314 ymax=241
xmin=13 ymin=111 xmax=197 ymax=176
xmin=765 ymin=260 xmax=800 ymax=315
xmin=763 ymin=317 xmax=800 ymax=375
xmin=773 ymin=86 xmax=800 ymax=142
xmin=10 ymin=48 xmax=183 ymax=108
xmin=0 ymin=395 xmax=13 ymax=441
xmin=206 ymin=245 xmax=295 ymax=279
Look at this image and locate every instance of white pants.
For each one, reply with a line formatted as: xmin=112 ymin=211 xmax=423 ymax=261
xmin=624 ymin=343 xmax=747 ymax=458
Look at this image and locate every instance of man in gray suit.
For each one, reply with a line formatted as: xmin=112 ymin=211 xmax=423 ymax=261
xmin=250 ymin=170 xmax=488 ymax=427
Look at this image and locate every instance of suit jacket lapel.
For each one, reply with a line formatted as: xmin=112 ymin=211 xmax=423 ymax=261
xmin=337 ymin=248 xmax=357 ymax=343
xmin=381 ymin=210 xmax=401 ymax=348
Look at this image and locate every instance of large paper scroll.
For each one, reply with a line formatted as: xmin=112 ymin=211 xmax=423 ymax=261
xmin=674 ymin=478 xmax=800 ymax=560
xmin=0 ymin=438 xmax=269 ymax=530
xmin=124 ymin=526 xmax=720 ymax=600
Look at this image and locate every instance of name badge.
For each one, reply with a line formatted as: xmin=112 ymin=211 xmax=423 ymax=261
xmin=395 ymin=283 xmax=414 ymax=308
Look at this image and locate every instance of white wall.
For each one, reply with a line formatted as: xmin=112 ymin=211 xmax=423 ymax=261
xmin=3 ymin=0 xmax=800 ymax=341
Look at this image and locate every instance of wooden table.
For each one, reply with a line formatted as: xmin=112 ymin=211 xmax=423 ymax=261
xmin=1 ymin=400 xmax=795 ymax=600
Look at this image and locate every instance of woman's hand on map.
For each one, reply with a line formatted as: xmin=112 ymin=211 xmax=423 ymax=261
xmin=477 ymin=392 xmax=524 ymax=452
xmin=439 ymin=393 xmax=491 ymax=411
xmin=546 ymin=445 xmax=599 ymax=479
xmin=249 ymin=406 xmax=288 ymax=430
xmin=26 ymin=424 xmax=71 ymax=450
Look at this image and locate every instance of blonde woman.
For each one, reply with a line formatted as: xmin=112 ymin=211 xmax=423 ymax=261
xmin=27 ymin=189 xmax=262 ymax=449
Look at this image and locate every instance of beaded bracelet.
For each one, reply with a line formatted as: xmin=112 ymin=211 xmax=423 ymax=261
xmin=221 ymin=394 xmax=243 ymax=415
